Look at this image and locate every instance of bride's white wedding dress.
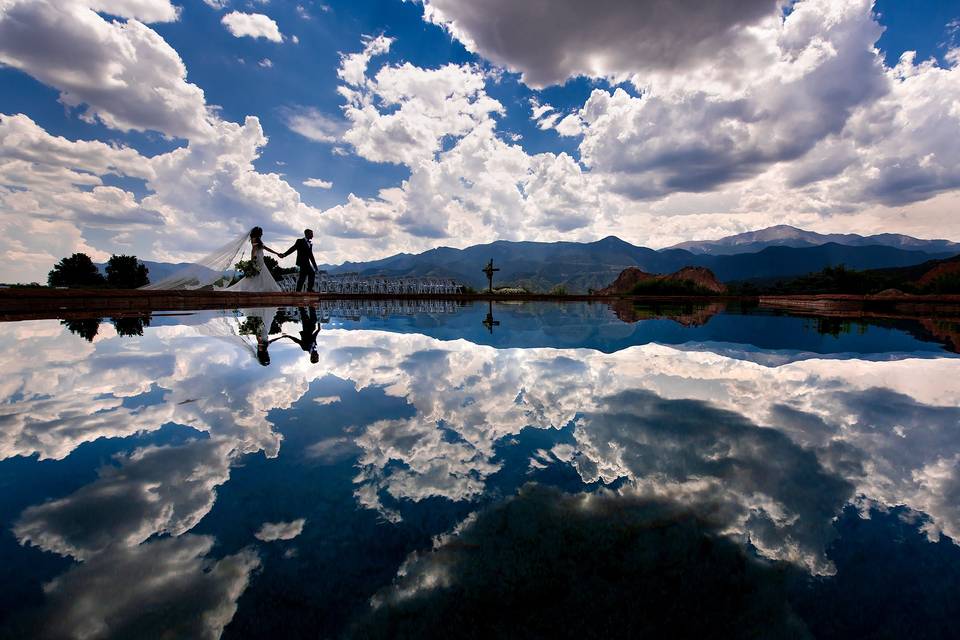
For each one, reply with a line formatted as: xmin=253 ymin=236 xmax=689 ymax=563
xmin=226 ymin=244 xmax=281 ymax=292
xmin=140 ymin=231 xmax=283 ymax=292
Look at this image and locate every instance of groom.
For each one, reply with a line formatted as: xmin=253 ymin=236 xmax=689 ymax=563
xmin=281 ymin=229 xmax=319 ymax=292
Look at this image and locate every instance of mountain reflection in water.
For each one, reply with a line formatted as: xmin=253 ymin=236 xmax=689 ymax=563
xmin=1 ymin=301 xmax=958 ymax=639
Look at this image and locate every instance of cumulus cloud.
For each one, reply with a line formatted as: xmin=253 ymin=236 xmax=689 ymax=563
xmin=254 ymin=518 xmax=307 ymax=541
xmin=222 ymin=11 xmax=283 ymax=42
xmin=36 ymin=536 xmax=259 ymax=640
xmin=315 ymin=37 xmax=606 ymax=249
xmin=14 ymin=438 xmax=237 ymax=559
xmin=0 ymin=0 xmax=215 ymax=139
xmin=303 ymin=178 xmax=333 ymax=189
xmin=416 ymin=0 xmax=782 ymax=88
xmin=405 ymin=0 xmax=960 ymax=233
xmin=0 ymin=0 xmax=324 ymax=279
xmin=0 ymin=112 xmax=151 ymax=181
xmin=337 ymin=34 xmax=393 ymax=86
xmin=317 ymin=3 xmax=960 ymax=255
xmin=339 ymin=37 xmax=503 ymax=167
xmin=0 ymin=114 xmax=165 ymax=243
xmin=572 ymin=0 xmax=888 ymax=198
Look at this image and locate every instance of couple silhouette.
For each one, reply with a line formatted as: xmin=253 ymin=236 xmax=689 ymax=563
xmin=283 ymin=306 xmax=322 ymax=363
xmin=249 ymin=306 xmax=322 ymax=366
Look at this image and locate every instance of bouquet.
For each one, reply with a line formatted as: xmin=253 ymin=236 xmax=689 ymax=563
xmin=238 ymin=316 xmax=264 ymax=336
xmin=235 ymin=259 xmax=260 ymax=277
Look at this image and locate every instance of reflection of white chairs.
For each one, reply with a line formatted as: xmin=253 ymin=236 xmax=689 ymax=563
xmin=305 ymin=274 xmax=463 ymax=295
xmin=315 ymin=298 xmax=459 ymax=318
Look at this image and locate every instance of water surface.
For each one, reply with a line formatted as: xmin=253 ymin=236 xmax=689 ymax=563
xmin=1 ymin=301 xmax=959 ymax=638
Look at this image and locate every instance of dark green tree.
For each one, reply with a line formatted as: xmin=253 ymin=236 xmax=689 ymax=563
xmin=111 ymin=315 xmax=151 ymax=337
xmin=61 ymin=318 xmax=102 ymax=342
xmin=48 ymin=253 xmax=106 ymax=288
xmin=263 ymin=254 xmax=296 ymax=281
xmin=105 ymin=255 xmax=149 ymax=289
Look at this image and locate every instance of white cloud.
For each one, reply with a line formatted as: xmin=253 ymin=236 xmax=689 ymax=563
xmin=339 ymin=54 xmax=504 ymax=166
xmin=280 ymin=106 xmax=345 ymax=143
xmin=14 ymin=438 xmax=237 ymax=559
xmin=254 ymin=518 xmax=306 ymax=541
xmin=203 ymin=0 xmax=229 ymax=8
xmin=303 ymin=178 xmax=333 ymax=189
xmin=88 ymin=0 xmax=180 ymax=22
xmin=38 ymin=536 xmax=259 ymax=640
xmin=0 ymin=0 xmax=215 ymax=139
xmin=0 ymin=113 xmax=151 ymax=181
xmin=221 ymin=11 xmax=283 ymax=42
xmin=336 ymin=34 xmax=393 ymax=87
xmin=572 ymin=0 xmax=888 ymax=199
xmin=258 ymin=57 xmax=273 ymax=68
xmin=0 ymin=111 xmax=326 ymax=280
xmin=529 ymin=99 xmax=553 ymax=120
xmin=309 ymin=37 xmax=608 ymax=255
xmin=0 ymin=113 xmax=166 ymax=280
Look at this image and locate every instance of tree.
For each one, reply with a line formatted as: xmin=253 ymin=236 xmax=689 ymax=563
xmin=112 ymin=315 xmax=151 ymax=337
xmin=48 ymin=253 xmax=106 ymax=288
xmin=263 ymin=255 xmax=296 ymax=281
xmin=105 ymin=254 xmax=149 ymax=288
xmin=61 ymin=318 xmax=102 ymax=342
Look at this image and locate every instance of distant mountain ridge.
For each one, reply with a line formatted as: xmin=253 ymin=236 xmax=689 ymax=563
xmin=666 ymin=224 xmax=960 ymax=255
xmin=324 ymin=237 xmax=955 ymax=292
xmin=122 ymin=226 xmax=960 ymax=293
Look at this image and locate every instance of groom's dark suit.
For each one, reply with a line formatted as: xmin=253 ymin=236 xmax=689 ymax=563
xmin=281 ymin=236 xmax=318 ymax=292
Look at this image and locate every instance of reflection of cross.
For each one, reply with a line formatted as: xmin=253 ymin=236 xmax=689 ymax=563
xmin=482 ymin=259 xmax=500 ymax=293
xmin=482 ymin=300 xmax=500 ymax=334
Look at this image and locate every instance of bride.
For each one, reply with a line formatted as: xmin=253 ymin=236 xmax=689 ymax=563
xmin=141 ymin=226 xmax=285 ymax=292
xmin=225 ymin=226 xmax=282 ymax=292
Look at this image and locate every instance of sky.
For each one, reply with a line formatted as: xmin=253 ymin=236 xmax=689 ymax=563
xmin=1 ymin=0 xmax=960 ymax=282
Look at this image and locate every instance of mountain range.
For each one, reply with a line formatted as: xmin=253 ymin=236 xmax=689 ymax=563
xmin=119 ymin=226 xmax=960 ymax=293
xmin=323 ymin=235 xmax=957 ymax=292
xmin=666 ymin=224 xmax=960 ymax=255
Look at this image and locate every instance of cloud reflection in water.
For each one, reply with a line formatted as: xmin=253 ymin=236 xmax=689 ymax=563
xmin=1 ymin=305 xmax=959 ymax=637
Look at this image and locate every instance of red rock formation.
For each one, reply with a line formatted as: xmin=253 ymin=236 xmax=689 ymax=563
xmin=596 ymin=268 xmax=657 ymax=295
xmin=609 ymin=299 xmax=726 ymax=325
xmin=597 ymin=266 xmax=726 ymax=295
xmin=917 ymin=258 xmax=960 ymax=289
xmin=668 ymin=267 xmax=727 ymax=293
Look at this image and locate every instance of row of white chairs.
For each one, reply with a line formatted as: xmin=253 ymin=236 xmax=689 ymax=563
xmin=279 ymin=273 xmax=462 ymax=295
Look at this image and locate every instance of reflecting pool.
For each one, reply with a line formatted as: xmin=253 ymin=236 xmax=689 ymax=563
xmin=1 ymin=301 xmax=959 ymax=638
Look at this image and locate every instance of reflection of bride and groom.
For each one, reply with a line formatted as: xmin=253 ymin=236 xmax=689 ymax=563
xmin=216 ymin=305 xmax=323 ymax=367
xmin=143 ymin=226 xmax=319 ymax=293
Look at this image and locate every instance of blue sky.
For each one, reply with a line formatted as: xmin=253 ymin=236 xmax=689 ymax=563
xmin=1 ymin=0 xmax=960 ymax=281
